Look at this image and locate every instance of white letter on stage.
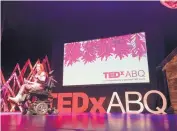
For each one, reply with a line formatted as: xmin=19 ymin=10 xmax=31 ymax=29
xmin=107 ymin=92 xmax=125 ymax=113
xmin=143 ymin=90 xmax=167 ymax=114
xmin=125 ymin=92 xmax=144 ymax=113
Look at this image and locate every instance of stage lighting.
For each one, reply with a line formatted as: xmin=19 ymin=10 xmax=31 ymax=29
xmin=160 ymin=0 xmax=177 ymax=9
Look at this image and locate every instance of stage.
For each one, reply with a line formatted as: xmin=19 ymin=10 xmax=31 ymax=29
xmin=1 ymin=1 xmax=177 ymax=131
xmin=1 ymin=113 xmax=177 ymax=131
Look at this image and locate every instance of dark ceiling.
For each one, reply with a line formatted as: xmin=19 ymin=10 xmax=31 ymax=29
xmin=1 ymin=1 xmax=177 ymax=77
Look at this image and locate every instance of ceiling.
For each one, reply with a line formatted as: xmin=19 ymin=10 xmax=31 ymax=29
xmin=1 ymin=1 xmax=177 ymax=76
xmin=2 ymin=1 xmax=177 ymax=36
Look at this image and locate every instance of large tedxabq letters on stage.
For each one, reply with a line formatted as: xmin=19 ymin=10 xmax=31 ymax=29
xmin=63 ymin=32 xmax=150 ymax=86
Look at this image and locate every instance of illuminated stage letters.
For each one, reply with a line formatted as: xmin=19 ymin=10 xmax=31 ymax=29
xmin=52 ymin=90 xmax=167 ymax=114
xmin=107 ymin=90 xmax=167 ymax=114
xmin=54 ymin=93 xmax=106 ymax=113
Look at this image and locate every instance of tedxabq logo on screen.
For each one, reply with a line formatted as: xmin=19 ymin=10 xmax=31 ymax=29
xmin=103 ymin=70 xmax=145 ymax=79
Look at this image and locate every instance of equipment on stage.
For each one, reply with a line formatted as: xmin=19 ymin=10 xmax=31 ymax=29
xmin=158 ymin=47 xmax=177 ymax=113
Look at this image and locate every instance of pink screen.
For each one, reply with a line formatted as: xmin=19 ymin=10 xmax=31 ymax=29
xmin=63 ymin=32 xmax=150 ymax=86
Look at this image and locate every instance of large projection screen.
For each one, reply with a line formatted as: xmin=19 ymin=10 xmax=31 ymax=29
xmin=63 ymin=32 xmax=150 ymax=86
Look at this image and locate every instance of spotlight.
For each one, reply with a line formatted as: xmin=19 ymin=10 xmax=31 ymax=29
xmin=160 ymin=0 xmax=177 ymax=9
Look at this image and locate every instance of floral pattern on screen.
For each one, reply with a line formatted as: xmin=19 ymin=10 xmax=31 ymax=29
xmin=64 ymin=32 xmax=147 ymax=67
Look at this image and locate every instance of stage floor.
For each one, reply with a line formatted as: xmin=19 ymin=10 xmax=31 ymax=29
xmin=1 ymin=113 xmax=177 ymax=131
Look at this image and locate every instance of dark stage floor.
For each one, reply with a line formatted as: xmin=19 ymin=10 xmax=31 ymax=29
xmin=1 ymin=112 xmax=177 ymax=131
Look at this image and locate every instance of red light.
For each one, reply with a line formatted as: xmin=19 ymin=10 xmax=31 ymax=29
xmin=160 ymin=0 xmax=177 ymax=9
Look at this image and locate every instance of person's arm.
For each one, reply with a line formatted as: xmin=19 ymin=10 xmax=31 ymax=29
xmin=27 ymin=81 xmax=36 ymax=84
xmin=24 ymin=78 xmax=36 ymax=84
xmin=24 ymin=72 xmax=46 ymax=84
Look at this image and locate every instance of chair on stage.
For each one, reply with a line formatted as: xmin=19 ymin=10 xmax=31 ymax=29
xmin=21 ymin=70 xmax=57 ymax=115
